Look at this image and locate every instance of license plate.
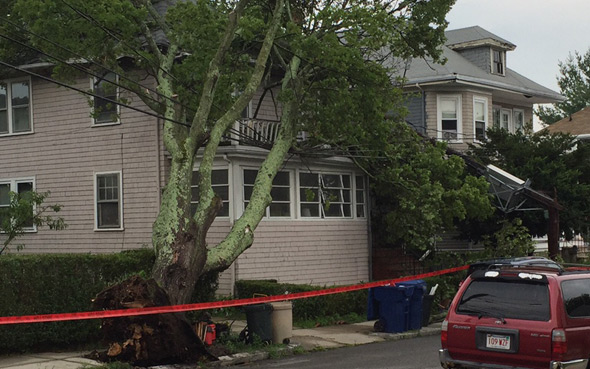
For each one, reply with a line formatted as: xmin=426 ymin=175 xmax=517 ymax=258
xmin=486 ymin=334 xmax=511 ymax=350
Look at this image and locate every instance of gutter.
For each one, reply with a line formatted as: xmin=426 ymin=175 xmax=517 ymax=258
xmin=404 ymin=74 xmax=564 ymax=102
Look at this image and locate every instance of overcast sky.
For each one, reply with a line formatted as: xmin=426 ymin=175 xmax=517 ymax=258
xmin=446 ymin=0 xmax=590 ymax=93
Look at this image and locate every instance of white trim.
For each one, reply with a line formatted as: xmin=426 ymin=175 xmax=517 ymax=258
xmin=490 ymin=48 xmax=506 ymax=76
xmin=93 ymin=171 xmax=124 ymax=231
xmin=473 ymin=96 xmax=488 ymax=143
xmin=0 ymin=176 xmax=37 ymax=232
xmin=90 ymin=73 xmax=121 ymax=126
xmin=0 ymin=77 xmax=34 ymax=137
xmin=241 ymin=167 xmax=294 ymax=220
xmin=436 ymin=94 xmax=463 ymax=143
xmin=513 ymin=108 xmax=525 ymax=132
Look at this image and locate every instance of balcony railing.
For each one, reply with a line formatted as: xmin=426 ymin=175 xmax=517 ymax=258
xmin=225 ymin=119 xmax=307 ymax=146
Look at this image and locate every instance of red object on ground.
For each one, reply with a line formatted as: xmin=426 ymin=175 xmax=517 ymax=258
xmin=204 ymin=324 xmax=216 ymax=345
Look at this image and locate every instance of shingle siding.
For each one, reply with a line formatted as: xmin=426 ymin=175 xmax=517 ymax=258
xmin=457 ymin=47 xmax=491 ymax=72
xmin=405 ymin=93 xmax=426 ymax=134
xmin=0 ymin=76 xmax=160 ymax=253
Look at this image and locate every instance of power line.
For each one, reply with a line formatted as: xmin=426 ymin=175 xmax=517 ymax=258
xmin=0 ymin=16 xmax=194 ymax=115
xmin=57 ymin=0 xmax=203 ymax=98
xmin=0 ymin=59 xmax=191 ymax=127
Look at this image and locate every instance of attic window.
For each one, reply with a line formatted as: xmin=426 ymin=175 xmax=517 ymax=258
xmin=492 ymin=49 xmax=505 ymax=75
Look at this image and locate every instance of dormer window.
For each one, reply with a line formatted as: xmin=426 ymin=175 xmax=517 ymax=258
xmin=492 ymin=49 xmax=505 ymax=75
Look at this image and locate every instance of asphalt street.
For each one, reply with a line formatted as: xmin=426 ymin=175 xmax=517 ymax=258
xmin=242 ymin=334 xmax=441 ymax=369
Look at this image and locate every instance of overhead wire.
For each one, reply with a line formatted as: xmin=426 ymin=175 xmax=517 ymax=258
xmin=0 ymin=15 xmax=195 ymax=116
xmin=0 ymin=59 xmax=191 ymax=127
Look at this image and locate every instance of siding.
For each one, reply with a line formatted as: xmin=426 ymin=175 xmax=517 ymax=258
xmin=0 ymin=76 xmax=161 ymax=253
xmin=457 ymin=47 xmax=491 ymax=72
xmin=405 ymin=93 xmax=425 ymax=134
xmin=235 ymin=220 xmax=369 ymax=286
xmin=425 ymin=89 xmax=494 ymax=152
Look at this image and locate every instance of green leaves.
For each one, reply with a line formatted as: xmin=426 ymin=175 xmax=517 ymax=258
xmin=468 ymin=127 xmax=590 ymax=240
xmin=0 ymin=190 xmax=66 ymax=255
xmin=536 ymin=49 xmax=590 ymax=124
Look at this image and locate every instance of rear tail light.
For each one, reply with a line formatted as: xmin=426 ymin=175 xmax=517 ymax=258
xmin=441 ymin=319 xmax=448 ymax=348
xmin=552 ymin=329 xmax=567 ymax=356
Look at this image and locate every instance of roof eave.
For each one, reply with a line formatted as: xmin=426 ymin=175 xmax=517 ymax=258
xmin=403 ymin=74 xmax=565 ymax=103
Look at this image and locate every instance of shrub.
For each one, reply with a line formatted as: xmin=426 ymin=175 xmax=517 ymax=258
xmin=235 ymin=280 xmax=368 ymax=321
xmin=0 ymin=250 xmax=156 ymax=352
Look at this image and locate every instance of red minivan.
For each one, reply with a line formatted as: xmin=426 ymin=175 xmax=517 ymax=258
xmin=440 ymin=266 xmax=590 ymax=369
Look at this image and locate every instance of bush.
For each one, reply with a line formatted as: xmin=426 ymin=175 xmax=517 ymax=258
xmin=0 ymin=250 xmax=156 ymax=352
xmin=0 ymin=249 xmax=221 ymax=353
xmin=235 ymin=280 xmax=368 ymax=321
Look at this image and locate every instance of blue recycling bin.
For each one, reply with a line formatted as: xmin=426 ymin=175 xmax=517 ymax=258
xmin=397 ymin=280 xmax=426 ymax=330
xmin=367 ymin=284 xmax=414 ymax=333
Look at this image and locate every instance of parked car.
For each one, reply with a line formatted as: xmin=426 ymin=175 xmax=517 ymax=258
xmin=440 ymin=265 xmax=590 ymax=369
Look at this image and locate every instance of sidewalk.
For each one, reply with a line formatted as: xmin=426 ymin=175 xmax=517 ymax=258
xmin=0 ymin=320 xmax=442 ymax=368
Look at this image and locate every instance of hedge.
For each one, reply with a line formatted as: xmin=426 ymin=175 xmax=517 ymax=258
xmin=235 ymin=280 xmax=368 ymax=321
xmin=0 ymin=249 xmax=221 ymax=353
xmin=0 ymin=249 xmax=156 ymax=353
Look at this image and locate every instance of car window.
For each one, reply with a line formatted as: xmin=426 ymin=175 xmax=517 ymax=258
xmin=457 ymin=280 xmax=550 ymax=321
xmin=562 ymin=279 xmax=590 ymax=317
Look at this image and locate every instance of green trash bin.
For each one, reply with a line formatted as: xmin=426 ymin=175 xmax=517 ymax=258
xmin=243 ymin=303 xmax=273 ymax=344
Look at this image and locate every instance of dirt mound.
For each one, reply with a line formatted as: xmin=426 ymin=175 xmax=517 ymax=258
xmin=91 ymin=275 xmax=216 ymax=366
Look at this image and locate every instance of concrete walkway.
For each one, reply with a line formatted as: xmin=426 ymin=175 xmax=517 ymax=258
xmin=0 ymin=321 xmax=442 ymax=368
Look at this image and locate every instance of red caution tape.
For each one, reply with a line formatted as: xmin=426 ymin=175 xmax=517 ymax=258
xmin=0 ymin=265 xmax=468 ymax=325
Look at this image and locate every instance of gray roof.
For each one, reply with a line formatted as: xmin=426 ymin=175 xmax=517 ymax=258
xmin=397 ymin=27 xmax=563 ymax=104
xmin=445 ymin=26 xmax=515 ymax=50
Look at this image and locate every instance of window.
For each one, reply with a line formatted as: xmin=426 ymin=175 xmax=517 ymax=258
xmin=244 ymin=169 xmax=291 ymax=217
xmin=95 ymin=172 xmax=122 ymax=229
xmin=92 ymin=72 xmax=119 ymax=124
xmin=513 ymin=109 xmax=524 ymax=132
xmin=562 ymin=279 xmax=590 ymax=317
xmin=0 ymin=79 xmax=32 ymax=136
xmin=300 ymin=172 xmax=351 ymax=218
xmin=0 ymin=178 xmax=35 ymax=230
xmin=458 ymin=279 xmax=550 ymax=321
xmin=492 ymin=49 xmax=504 ymax=75
xmin=437 ymin=95 xmax=462 ymax=141
xmin=355 ymin=175 xmax=366 ymax=218
xmin=473 ymin=97 xmax=488 ymax=142
xmin=191 ymin=169 xmax=229 ymax=217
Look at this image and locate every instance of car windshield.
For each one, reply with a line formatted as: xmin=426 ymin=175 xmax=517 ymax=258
xmin=457 ymin=279 xmax=550 ymax=321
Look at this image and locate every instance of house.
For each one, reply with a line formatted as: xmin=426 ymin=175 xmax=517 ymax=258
xmin=0 ymin=67 xmax=370 ymax=295
xmin=400 ymin=26 xmax=564 ymax=151
xmin=545 ymin=106 xmax=590 ymax=139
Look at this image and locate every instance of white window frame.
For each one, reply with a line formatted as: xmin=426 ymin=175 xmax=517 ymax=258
xmin=0 ymin=177 xmax=37 ymax=232
xmin=513 ymin=109 xmax=525 ymax=132
xmin=500 ymin=108 xmax=512 ymax=132
xmin=491 ymin=49 xmax=505 ymax=76
xmin=437 ymin=94 xmax=462 ymax=143
xmin=354 ymin=175 xmax=367 ymax=218
xmin=94 ymin=171 xmax=123 ymax=231
xmin=473 ymin=96 xmax=488 ymax=143
xmin=243 ymin=168 xmax=293 ymax=219
xmin=91 ymin=73 xmax=120 ymax=126
xmin=191 ymin=168 xmax=230 ymax=218
xmin=0 ymin=78 xmax=33 ymax=137
xmin=298 ymin=171 xmax=353 ymax=219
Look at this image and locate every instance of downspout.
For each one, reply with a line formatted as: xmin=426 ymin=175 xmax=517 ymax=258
xmin=416 ymin=83 xmax=426 ymax=135
xmin=221 ymin=153 xmax=237 ymax=294
xmin=366 ymin=175 xmax=374 ymax=281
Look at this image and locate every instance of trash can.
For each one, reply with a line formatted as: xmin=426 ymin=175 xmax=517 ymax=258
xmin=367 ymin=285 xmax=414 ymax=333
xmin=422 ymin=294 xmax=435 ymax=326
xmin=243 ymin=303 xmax=273 ymax=343
xmin=270 ymin=301 xmax=292 ymax=344
xmin=397 ymin=280 xmax=426 ymax=330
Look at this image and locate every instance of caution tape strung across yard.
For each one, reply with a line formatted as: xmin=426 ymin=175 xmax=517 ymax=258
xmin=0 ymin=265 xmax=469 ymax=325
